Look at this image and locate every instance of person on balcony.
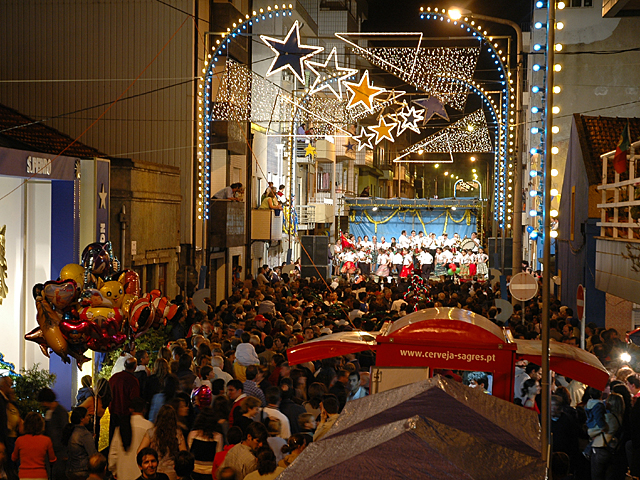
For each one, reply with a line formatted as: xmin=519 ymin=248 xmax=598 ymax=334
xmin=360 ymin=186 xmax=370 ymax=197
xmin=213 ymin=183 xmax=243 ymax=201
xmin=259 ymin=190 xmax=282 ymax=216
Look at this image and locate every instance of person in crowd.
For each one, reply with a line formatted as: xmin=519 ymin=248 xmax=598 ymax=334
xmin=150 ymin=375 xmax=180 ymax=423
xmin=144 ymin=359 xmax=170 ymax=405
xmin=347 ymin=371 xmax=367 ymax=402
xmin=236 ymin=397 xmax=262 ymax=434
xmin=109 ymin=397 xmax=154 ymax=480
xmin=110 ymin=357 xmax=140 ymax=441
xmin=591 ymin=392 xmax=626 ymax=480
xmin=174 ymin=451 xmax=194 ymax=480
xmin=521 ymin=378 xmax=541 ymax=414
xmin=211 ymin=427 xmax=242 ymax=478
xmin=261 ymin=388 xmax=291 ymax=440
xmin=186 ymin=407 xmax=223 ymax=480
xmin=137 ymin=405 xmax=187 ymax=480
xmin=11 ymin=412 xmax=56 ymax=480
xmin=87 ymin=454 xmax=108 ymax=480
xmin=313 ymin=395 xmax=340 ymax=442
xmin=278 ymin=434 xmax=309 ymax=469
xmin=136 ymin=447 xmax=170 ymax=480
xmin=62 ymin=407 xmax=98 ymax=480
xmin=218 ymin=422 xmax=268 ymax=480
xmin=37 ymin=387 xmax=69 ymax=480
xmin=78 ymin=377 xmax=111 ymax=448
xmin=244 ymin=447 xmax=284 ymax=480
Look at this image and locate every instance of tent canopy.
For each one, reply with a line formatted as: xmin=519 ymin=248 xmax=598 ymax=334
xmin=515 ymin=339 xmax=609 ymax=390
xmin=287 ymin=330 xmax=377 ymax=365
xmin=277 ymin=376 xmax=545 ymax=480
xmin=378 ymin=307 xmax=510 ymax=346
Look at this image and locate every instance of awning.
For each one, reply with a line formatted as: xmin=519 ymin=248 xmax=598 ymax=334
xmin=287 ymin=330 xmax=378 ymax=365
xmin=515 ymin=339 xmax=609 ymax=390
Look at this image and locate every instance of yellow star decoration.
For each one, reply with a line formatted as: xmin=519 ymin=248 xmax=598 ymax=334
xmin=305 ymin=144 xmax=317 ymax=157
xmin=343 ymin=70 xmax=386 ymax=113
xmin=370 ymin=116 xmax=397 ymax=144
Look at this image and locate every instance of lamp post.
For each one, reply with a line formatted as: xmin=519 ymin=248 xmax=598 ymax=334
xmin=449 ymin=8 xmax=524 ymax=276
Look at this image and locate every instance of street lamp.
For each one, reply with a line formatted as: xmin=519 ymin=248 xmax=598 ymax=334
xmin=448 ymin=7 xmax=525 ymax=276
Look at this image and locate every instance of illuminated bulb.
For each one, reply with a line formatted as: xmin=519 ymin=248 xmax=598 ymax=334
xmin=535 ymin=21 xmax=544 ymax=29
xmin=533 ymin=64 xmax=541 ymax=72
xmin=554 ymin=86 xmax=562 ymax=94
xmin=418 ymin=149 xmax=424 ymax=155
xmin=536 ymin=0 xmax=544 ymax=6
xmin=555 ymin=44 xmax=563 ymax=52
xmin=551 ymin=168 xmax=559 ymax=177
xmin=530 ymin=210 xmax=538 ymax=217
xmin=434 ymin=164 xmax=440 ymax=168
xmin=554 ymin=64 xmax=562 ymax=72
xmin=530 ymin=190 xmax=539 ymax=197
xmin=533 ymin=44 xmax=542 ymax=51
xmin=532 ymin=86 xmax=540 ymax=93
xmin=552 ymin=146 xmax=559 ymax=154
xmin=449 ymin=8 xmax=462 ymax=20
xmin=557 ymin=1 xmax=565 ymax=9
xmin=551 ymin=188 xmax=559 ymax=196
xmin=531 ymin=106 xmax=539 ymax=114
xmin=552 ymin=106 xmax=560 ymax=114
xmin=530 ymin=170 xmax=539 ymax=178
xmin=550 ymin=209 xmax=559 ymax=217
xmin=552 ymin=126 xmax=560 ymax=134
xmin=556 ymin=21 xmax=565 ymax=30
xmin=550 ymin=230 xmax=559 ymax=238
xmin=531 ymin=127 xmax=540 ymax=134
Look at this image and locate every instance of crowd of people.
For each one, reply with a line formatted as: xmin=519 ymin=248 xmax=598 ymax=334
xmin=334 ymin=229 xmax=488 ymax=283
xmin=1 ymin=257 xmax=640 ymax=480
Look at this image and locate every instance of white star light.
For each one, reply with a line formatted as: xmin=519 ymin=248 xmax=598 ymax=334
xmin=396 ymin=104 xmax=425 ymax=135
xmin=353 ymin=127 xmax=376 ymax=151
xmin=305 ymin=47 xmax=358 ymax=100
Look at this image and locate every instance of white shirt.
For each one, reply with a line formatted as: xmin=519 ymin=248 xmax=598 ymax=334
xmin=442 ymin=250 xmax=454 ymax=262
xmin=377 ymin=253 xmax=389 ymax=265
xmin=403 ymin=254 xmax=414 ymax=266
xmin=392 ymin=252 xmax=403 ymax=264
xmin=262 ymin=407 xmax=291 ymax=439
xmin=111 ymin=353 xmax=134 ymax=375
xmin=109 ymin=414 xmax=154 ymax=480
xmin=213 ymin=186 xmax=234 ymax=199
xmin=398 ymin=235 xmax=410 ymax=248
xmin=418 ymin=251 xmax=434 ymax=266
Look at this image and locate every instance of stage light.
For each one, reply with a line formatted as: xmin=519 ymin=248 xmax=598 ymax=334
xmin=448 ymin=8 xmax=462 ymax=20
xmin=372 ymin=206 xmax=379 ymax=212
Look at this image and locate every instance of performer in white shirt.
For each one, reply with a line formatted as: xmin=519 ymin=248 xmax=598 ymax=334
xmin=376 ymin=250 xmax=391 ymax=277
xmin=418 ymin=248 xmax=434 ymax=280
xmin=392 ymin=250 xmax=404 ymax=277
xmin=476 ymin=247 xmax=489 ymax=279
xmin=398 ymin=231 xmax=411 ymax=249
xmin=400 ymin=250 xmax=414 ymax=279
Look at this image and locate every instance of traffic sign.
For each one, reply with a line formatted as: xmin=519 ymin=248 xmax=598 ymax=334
xmin=577 ymin=284 xmax=585 ymax=321
xmin=509 ymin=272 xmax=539 ymax=301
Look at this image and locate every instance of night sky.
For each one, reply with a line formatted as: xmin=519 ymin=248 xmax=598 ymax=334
xmin=364 ymin=0 xmax=533 ymax=35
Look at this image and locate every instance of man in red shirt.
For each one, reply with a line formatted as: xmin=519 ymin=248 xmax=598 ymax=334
xmin=108 ymin=357 xmax=140 ymax=441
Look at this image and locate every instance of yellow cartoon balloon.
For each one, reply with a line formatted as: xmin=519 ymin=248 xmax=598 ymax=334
xmin=59 ymin=264 xmax=85 ymax=289
xmin=99 ymin=281 xmax=124 ymax=308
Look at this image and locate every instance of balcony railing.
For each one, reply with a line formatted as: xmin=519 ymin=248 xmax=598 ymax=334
xmin=597 ymin=140 xmax=640 ymax=241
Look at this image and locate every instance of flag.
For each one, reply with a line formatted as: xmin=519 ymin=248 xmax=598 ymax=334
xmin=613 ymin=122 xmax=630 ymax=174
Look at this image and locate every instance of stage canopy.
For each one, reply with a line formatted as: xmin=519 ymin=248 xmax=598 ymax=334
xmin=345 ymin=197 xmax=481 ymax=241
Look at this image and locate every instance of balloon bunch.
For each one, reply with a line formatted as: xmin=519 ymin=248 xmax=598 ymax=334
xmin=26 ymin=241 xmax=179 ymax=368
xmin=404 ymin=274 xmax=431 ymax=311
xmin=447 ymin=263 xmax=458 ymax=276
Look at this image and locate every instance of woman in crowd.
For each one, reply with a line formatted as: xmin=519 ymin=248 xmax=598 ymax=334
xmin=236 ymin=397 xmax=262 ymax=434
xmin=244 ymin=448 xmax=284 ymax=480
xmin=138 ymin=405 xmax=187 ymax=480
xmin=62 ymin=407 xmax=97 ymax=480
xmin=278 ymin=434 xmax=310 ymax=468
xmin=12 ymin=412 xmax=56 ymax=480
xmin=144 ymin=358 xmax=169 ymax=404
xmin=521 ymin=379 xmax=541 ymax=414
xmin=187 ymin=407 xmax=223 ymax=480
xmin=150 ymin=374 xmax=180 ymax=423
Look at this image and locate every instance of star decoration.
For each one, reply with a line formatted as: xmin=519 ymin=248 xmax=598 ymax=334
xmin=370 ymin=116 xmax=398 ymax=144
xmin=304 ymin=144 xmax=317 ymax=157
xmin=396 ymin=104 xmax=425 ymax=135
xmin=353 ymin=127 xmax=376 ymax=151
xmin=260 ymin=21 xmax=323 ymax=83
xmin=412 ymin=96 xmax=450 ymax=124
xmin=98 ymin=184 xmax=108 ymax=209
xmin=344 ymin=142 xmax=355 ymax=153
xmin=343 ymin=71 xmax=386 ymax=112
xmin=306 ymin=47 xmax=358 ymax=100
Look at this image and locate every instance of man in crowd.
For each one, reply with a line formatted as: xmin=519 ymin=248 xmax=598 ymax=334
xmin=218 ymin=422 xmax=268 ymax=480
xmin=109 ymin=357 xmax=140 ymax=441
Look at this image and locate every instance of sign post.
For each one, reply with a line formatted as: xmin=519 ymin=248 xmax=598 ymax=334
xmin=509 ymin=272 xmax=539 ymax=302
xmin=577 ymin=284 xmax=585 ymax=349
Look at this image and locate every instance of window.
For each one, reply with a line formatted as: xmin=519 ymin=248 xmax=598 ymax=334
xmin=570 ymin=0 xmax=592 ymax=7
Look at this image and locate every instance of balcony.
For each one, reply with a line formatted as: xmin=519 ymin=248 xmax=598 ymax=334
xmin=595 ymin=140 xmax=640 ymax=303
xmin=208 ymin=200 xmax=245 ymax=248
xmin=250 ymin=209 xmax=282 ymax=242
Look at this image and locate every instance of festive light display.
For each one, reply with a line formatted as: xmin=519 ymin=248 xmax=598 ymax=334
xmin=395 ymin=103 xmax=425 ymax=135
xmin=370 ymin=115 xmax=398 ymax=144
xmin=404 ymin=275 xmax=432 ymax=310
xmin=336 ymin=32 xmax=480 ymax=111
xmin=400 ymin=109 xmax=492 ymax=155
xmin=343 ymin=71 xmax=387 ymax=112
xmin=260 ymin=20 xmax=323 ymax=83
xmin=413 ymin=96 xmax=450 ymax=124
xmin=306 ymin=47 xmax=358 ymax=100
xmin=353 ymin=126 xmax=376 ymax=151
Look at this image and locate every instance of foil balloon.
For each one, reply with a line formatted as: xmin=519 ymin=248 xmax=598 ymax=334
xmin=79 ymin=289 xmax=113 ymax=308
xmin=43 ymin=279 xmax=78 ymax=311
xmin=191 ymin=385 xmax=212 ymax=407
xmin=114 ymin=270 xmax=141 ymax=296
xmin=129 ymin=290 xmax=178 ymax=338
xmin=59 ymin=264 xmax=85 ymax=290
xmin=81 ymin=242 xmax=121 ymax=285
xmin=33 ymin=295 xmax=68 ymax=362
xmin=100 ymin=281 xmax=124 ymax=308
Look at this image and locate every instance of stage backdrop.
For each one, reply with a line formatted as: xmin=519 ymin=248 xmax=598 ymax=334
xmin=348 ymin=205 xmax=477 ymax=242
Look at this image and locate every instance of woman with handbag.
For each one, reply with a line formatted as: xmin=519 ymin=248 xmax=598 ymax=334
xmin=591 ymin=392 xmax=626 ymax=480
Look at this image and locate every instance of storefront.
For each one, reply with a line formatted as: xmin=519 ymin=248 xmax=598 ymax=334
xmin=0 ymin=146 xmax=108 ymax=407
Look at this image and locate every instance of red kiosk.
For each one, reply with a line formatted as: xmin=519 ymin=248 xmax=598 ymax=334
xmin=288 ymin=307 xmax=609 ymax=401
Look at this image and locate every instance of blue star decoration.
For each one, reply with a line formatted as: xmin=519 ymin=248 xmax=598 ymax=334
xmin=353 ymin=127 xmax=375 ymax=151
xmin=344 ymin=141 xmax=355 ymax=152
xmin=413 ymin=96 xmax=450 ymax=124
xmin=260 ymin=21 xmax=323 ymax=84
